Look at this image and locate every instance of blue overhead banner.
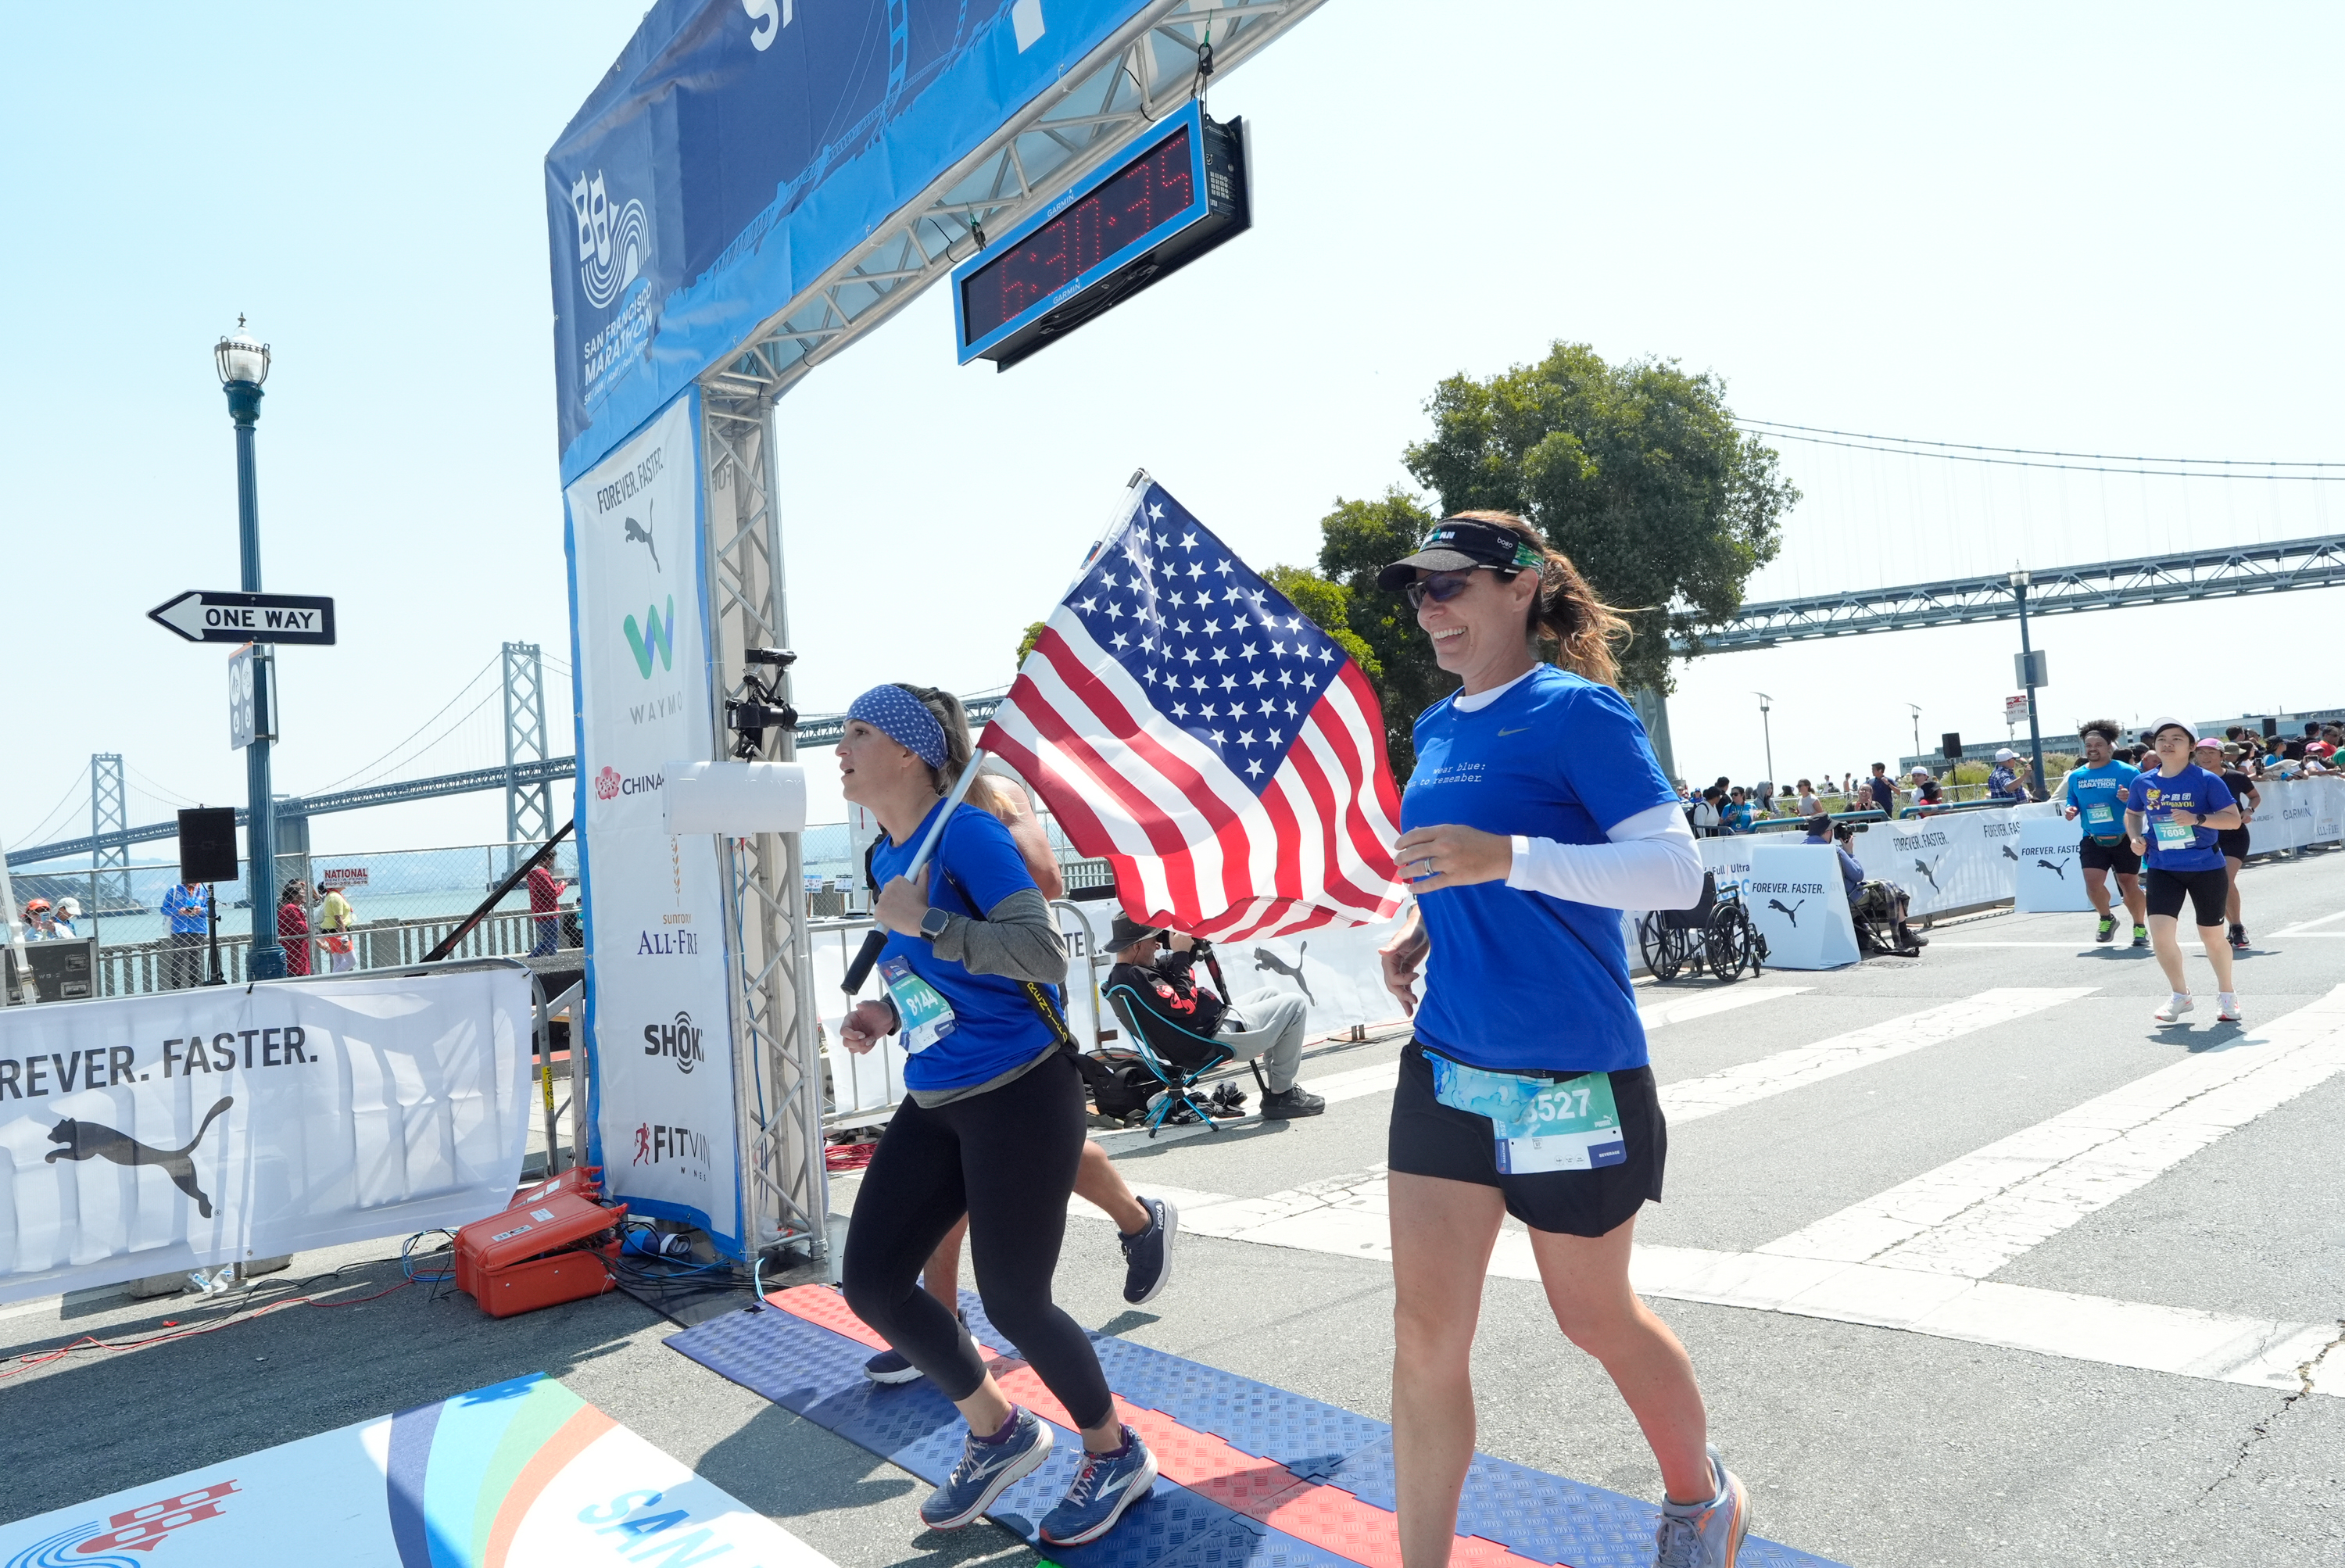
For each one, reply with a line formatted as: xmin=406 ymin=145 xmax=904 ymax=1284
xmin=548 ymin=0 xmax=1157 ymax=481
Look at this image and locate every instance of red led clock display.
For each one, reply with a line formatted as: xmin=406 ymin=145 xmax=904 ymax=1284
xmin=960 ymin=126 xmax=1194 ymax=344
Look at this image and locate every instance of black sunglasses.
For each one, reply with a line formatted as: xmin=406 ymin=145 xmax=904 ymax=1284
xmin=1404 ymin=567 xmax=1515 ymax=610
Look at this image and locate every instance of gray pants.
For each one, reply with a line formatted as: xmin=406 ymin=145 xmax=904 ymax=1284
xmin=1216 ymin=986 xmax=1308 ymax=1094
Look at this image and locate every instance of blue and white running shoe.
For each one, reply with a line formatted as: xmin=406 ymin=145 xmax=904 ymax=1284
xmin=1654 ymin=1444 xmax=1750 ymax=1567
xmin=1038 ymin=1427 xmax=1157 ymax=1546
xmin=918 ymin=1409 xmax=1052 ymax=1532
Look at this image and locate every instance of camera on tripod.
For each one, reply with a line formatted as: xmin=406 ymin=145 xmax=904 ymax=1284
xmin=725 ymin=648 xmax=798 ymax=759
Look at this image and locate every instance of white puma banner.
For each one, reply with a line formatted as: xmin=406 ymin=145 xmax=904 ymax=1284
xmin=0 ymin=969 xmax=532 ymax=1305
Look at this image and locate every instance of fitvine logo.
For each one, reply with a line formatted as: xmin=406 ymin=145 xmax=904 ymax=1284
xmin=625 ymin=597 xmax=675 ymax=679
xmin=596 ymin=767 xmax=621 ymax=801
xmin=571 ymin=170 xmax=648 ymax=311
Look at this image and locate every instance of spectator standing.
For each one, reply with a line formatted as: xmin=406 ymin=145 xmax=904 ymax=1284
xmin=1722 ymin=787 xmax=1755 ymax=834
xmin=20 ymin=899 xmax=58 ymax=940
xmin=162 ymin=880 xmax=210 ymax=987
xmin=52 ymin=897 xmax=82 ymax=938
xmin=1987 ymin=749 xmax=2031 ymax=804
xmin=320 ymin=880 xmax=358 ymax=973
xmin=1689 ymin=788 xmax=1723 ymax=838
xmin=278 ymin=882 xmax=312 ymax=976
xmin=1866 ymin=763 xmax=1896 ymax=815
xmin=528 ymin=857 xmax=567 ymax=956
xmin=1795 ymin=779 xmax=1821 ymax=815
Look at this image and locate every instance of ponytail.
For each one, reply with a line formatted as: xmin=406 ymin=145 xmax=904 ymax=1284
xmin=1444 ymin=510 xmax=1634 ymax=689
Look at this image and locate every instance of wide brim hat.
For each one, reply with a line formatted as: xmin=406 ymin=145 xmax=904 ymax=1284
xmin=1108 ymin=913 xmax=1164 ymax=950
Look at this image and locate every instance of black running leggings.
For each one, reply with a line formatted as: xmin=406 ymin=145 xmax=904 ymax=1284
xmin=840 ymin=1051 xmax=1112 ymax=1430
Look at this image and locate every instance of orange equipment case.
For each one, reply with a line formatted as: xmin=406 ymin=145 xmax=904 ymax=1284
xmin=453 ymin=1190 xmax=624 ymax=1318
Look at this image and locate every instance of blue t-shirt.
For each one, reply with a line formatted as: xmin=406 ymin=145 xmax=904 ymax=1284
xmin=2066 ymin=760 xmax=2139 ymax=843
xmin=161 ymin=884 xmax=210 ymax=935
xmin=1402 ymin=666 xmax=1675 ymax=1076
xmin=870 ymin=797 xmax=1062 ymax=1093
xmin=2125 ymin=765 xmax=2234 ymax=873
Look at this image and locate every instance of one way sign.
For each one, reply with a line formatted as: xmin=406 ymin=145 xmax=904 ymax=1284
xmin=149 ymin=589 xmax=337 ymax=646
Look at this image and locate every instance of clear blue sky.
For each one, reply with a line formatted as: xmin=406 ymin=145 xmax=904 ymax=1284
xmin=6 ymin=2 xmax=2340 ymax=861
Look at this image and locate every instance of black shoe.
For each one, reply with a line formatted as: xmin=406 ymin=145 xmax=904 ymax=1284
xmin=1119 ymin=1197 xmax=1178 ymax=1305
xmin=1258 ymin=1086 xmax=1326 ymax=1119
xmin=1895 ymin=923 xmax=1928 ymax=950
xmin=2230 ymin=923 xmax=2248 ymax=950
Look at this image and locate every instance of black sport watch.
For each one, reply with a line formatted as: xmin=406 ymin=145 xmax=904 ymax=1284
xmin=918 ymin=908 xmax=951 ymax=942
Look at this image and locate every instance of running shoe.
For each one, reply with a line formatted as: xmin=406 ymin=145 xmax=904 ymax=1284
xmin=919 ymin=1408 xmax=1052 ymax=1531
xmin=2094 ymin=915 xmax=2118 ymax=944
xmin=2229 ymin=923 xmax=2248 ymax=950
xmin=2217 ymin=994 xmax=2243 ymax=1022
xmin=1120 ymin=1197 xmax=1179 ymax=1305
xmin=2131 ymin=925 xmax=2150 ymax=948
xmin=1038 ymin=1427 xmax=1158 ymax=1546
xmin=1654 ymin=1444 xmax=1749 ymax=1567
xmin=2152 ymin=995 xmax=2194 ymax=1024
xmin=865 ymin=1308 xmax=965 ymax=1385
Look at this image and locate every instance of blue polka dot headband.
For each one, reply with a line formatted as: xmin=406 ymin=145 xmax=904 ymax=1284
xmin=847 ymin=685 xmax=947 ymax=768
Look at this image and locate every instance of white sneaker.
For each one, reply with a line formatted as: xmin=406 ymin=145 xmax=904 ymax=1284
xmin=2152 ymin=995 xmax=2193 ymax=1024
xmin=2217 ymin=994 xmax=2242 ymax=1022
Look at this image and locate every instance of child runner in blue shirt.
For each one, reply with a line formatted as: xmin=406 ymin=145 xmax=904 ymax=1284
xmin=2061 ymin=719 xmax=2146 ymax=946
xmin=2124 ymin=718 xmax=2243 ymax=1024
xmin=1373 ymin=514 xmax=1745 ymax=1568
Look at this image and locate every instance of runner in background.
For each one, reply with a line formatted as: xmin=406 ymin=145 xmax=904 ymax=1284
xmin=2201 ymin=739 xmax=2261 ymax=950
xmin=2125 ymin=718 xmax=2243 ymax=1025
xmin=2061 ymin=720 xmax=2147 ymax=947
xmin=1374 ymin=514 xmax=1745 ymax=1568
xmin=860 ymin=766 xmax=1178 ymax=1391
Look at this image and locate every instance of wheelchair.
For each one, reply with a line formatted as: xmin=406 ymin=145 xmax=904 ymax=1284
xmin=1638 ymin=871 xmax=1767 ymax=983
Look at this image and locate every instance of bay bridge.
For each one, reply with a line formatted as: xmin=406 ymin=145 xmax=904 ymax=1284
xmin=9 ymin=531 xmax=2345 ymax=876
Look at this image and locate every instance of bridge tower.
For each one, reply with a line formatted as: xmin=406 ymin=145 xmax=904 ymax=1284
xmin=501 ymin=643 xmax=553 ymax=857
xmin=90 ymin=754 xmax=130 ymax=909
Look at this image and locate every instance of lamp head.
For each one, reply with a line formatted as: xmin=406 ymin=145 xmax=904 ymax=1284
xmin=2007 ymin=568 xmax=2032 ymax=589
xmin=214 ymin=314 xmax=270 ymax=388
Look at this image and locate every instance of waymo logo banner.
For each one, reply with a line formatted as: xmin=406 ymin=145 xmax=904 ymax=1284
xmin=626 ymin=597 xmax=676 ymax=678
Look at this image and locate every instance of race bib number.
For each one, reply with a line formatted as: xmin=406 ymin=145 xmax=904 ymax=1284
xmin=2152 ymin=818 xmax=2194 ymax=851
xmin=1430 ymin=1054 xmax=1627 ymax=1173
xmin=880 ymin=956 xmax=958 ymax=1054
xmin=2082 ymin=804 xmax=2115 ymax=829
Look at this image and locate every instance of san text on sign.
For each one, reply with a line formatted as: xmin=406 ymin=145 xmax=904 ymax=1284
xmin=149 ymin=590 xmax=337 ymax=646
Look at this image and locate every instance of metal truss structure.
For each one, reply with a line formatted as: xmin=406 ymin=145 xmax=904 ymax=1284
xmin=88 ymin=754 xmax=130 ymax=904
xmin=1678 ymin=533 xmax=2345 ymax=653
xmin=698 ymin=396 xmax=825 ymax=1259
xmin=700 ymin=0 xmax=1327 ymax=408
xmin=500 ymin=643 xmax=553 ymax=854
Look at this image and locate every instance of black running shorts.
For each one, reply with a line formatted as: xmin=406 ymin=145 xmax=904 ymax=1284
xmin=2145 ymin=867 xmax=2229 ymax=926
xmin=2217 ymin=827 xmax=2251 ymax=861
xmin=2077 ymin=836 xmax=2142 ymax=875
xmin=1387 ymin=1042 xmax=1664 ymax=1237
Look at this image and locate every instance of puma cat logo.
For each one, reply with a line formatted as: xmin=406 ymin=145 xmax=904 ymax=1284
xmin=624 ymin=500 xmax=660 ymax=571
xmin=1251 ymin=942 xmax=1314 ymax=1004
xmin=1768 ymin=897 xmax=1806 ymax=927
xmin=1913 ymin=857 xmax=1942 ymax=893
xmin=2037 ymin=858 xmax=2071 ymax=880
xmin=46 ymin=1097 xmax=233 ymax=1219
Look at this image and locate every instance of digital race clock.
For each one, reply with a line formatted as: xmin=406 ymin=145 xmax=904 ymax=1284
xmin=952 ymin=101 xmax=1251 ymax=370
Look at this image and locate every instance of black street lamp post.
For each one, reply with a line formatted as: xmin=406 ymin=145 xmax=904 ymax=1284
xmin=216 ymin=318 xmax=284 ymax=979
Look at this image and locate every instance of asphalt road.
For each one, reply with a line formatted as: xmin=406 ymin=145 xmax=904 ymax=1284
xmin=5 ymin=846 xmax=2340 ymax=1566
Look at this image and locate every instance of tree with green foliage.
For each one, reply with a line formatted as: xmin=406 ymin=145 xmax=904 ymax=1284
xmin=1015 ymin=621 xmax=1048 ymax=668
xmin=1283 ymin=342 xmax=1797 ymax=773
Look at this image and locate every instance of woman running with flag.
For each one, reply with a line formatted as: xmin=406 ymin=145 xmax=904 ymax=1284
xmin=1374 ymin=514 xmax=1747 ymax=1568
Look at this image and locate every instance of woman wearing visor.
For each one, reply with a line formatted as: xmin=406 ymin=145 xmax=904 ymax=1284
xmin=834 ymin=684 xmax=1156 ymax=1546
xmin=1373 ymin=516 xmax=1746 ymax=1568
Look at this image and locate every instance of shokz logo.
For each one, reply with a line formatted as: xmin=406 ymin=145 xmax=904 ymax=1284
xmin=625 ymin=597 xmax=675 ymax=679
xmin=8 ymin=1480 xmax=239 ymax=1567
xmin=643 ymin=1011 xmax=704 ymax=1075
xmin=571 ymin=171 xmax=648 ymax=311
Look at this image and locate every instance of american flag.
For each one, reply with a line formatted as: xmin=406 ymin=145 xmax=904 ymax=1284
xmin=982 ymin=476 xmax=1406 ymax=940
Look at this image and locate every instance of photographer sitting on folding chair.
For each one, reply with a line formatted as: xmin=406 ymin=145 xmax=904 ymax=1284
xmin=1104 ymin=915 xmax=1326 ymax=1119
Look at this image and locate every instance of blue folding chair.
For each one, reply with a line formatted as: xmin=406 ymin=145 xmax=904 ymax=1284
xmin=1102 ymin=983 xmax=1237 ymax=1138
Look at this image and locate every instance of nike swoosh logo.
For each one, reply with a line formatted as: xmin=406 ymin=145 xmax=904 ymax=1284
xmin=1497 ymin=726 xmax=1531 ymax=736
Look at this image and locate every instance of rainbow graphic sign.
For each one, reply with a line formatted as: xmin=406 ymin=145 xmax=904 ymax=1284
xmin=0 ymin=1374 xmax=832 ymax=1568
